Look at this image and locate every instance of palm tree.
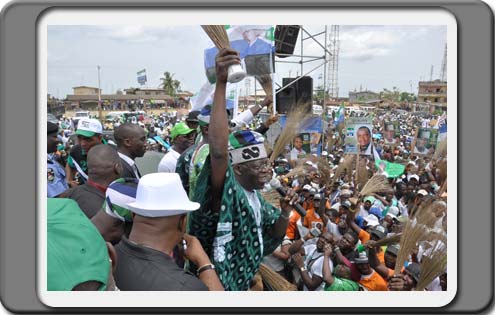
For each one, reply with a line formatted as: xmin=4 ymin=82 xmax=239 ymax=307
xmin=160 ymin=71 xmax=181 ymax=96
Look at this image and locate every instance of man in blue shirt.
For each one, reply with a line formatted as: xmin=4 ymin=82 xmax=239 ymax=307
xmin=47 ymin=122 xmax=68 ymax=197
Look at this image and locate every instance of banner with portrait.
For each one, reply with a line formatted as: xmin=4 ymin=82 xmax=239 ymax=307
xmin=382 ymin=120 xmax=400 ymax=145
xmin=344 ymin=117 xmax=373 ymax=155
xmin=203 ymin=25 xmax=275 ymax=84
xmin=279 ymin=115 xmax=323 ymax=156
xmin=413 ymin=128 xmax=439 ymax=155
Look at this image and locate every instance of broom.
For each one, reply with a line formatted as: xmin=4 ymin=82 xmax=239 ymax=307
xmin=283 ymin=164 xmax=307 ymax=180
xmin=316 ymin=157 xmax=332 ymax=188
xmin=356 ymin=157 xmax=370 ymax=193
xmin=433 ymin=139 xmax=447 ymax=160
xmin=373 ymin=233 xmax=402 ymax=247
xmin=416 ymin=236 xmax=447 ymax=291
xmin=269 ymin=105 xmax=312 ymax=163
xmin=359 ymin=174 xmax=391 ymax=197
xmin=255 ymin=74 xmax=274 ymax=115
xmin=331 ymin=155 xmax=354 ymax=185
xmin=258 ymin=263 xmax=298 ymax=291
xmin=393 ymin=203 xmax=438 ymax=275
xmin=201 ymin=25 xmax=245 ymax=83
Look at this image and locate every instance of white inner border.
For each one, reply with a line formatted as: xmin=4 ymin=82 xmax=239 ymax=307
xmin=38 ymin=8 xmax=458 ymax=308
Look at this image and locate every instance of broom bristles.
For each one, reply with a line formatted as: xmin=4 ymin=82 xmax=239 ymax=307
xmin=283 ymin=165 xmax=307 ymax=180
xmin=393 ymin=202 xmax=440 ymax=275
xmin=433 ymin=139 xmax=447 ymax=160
xmin=316 ymin=157 xmax=332 ymax=188
xmin=416 ymin=237 xmax=447 ymax=291
xmin=374 ymin=233 xmax=402 ymax=247
xmin=258 ymin=263 xmax=297 ymax=291
xmin=332 ymin=155 xmax=354 ymax=185
xmin=269 ymin=104 xmax=312 ymax=163
xmin=359 ymin=174 xmax=390 ymax=197
xmin=201 ymin=25 xmax=230 ymax=49
xmin=356 ymin=158 xmax=369 ymax=191
xmin=255 ymin=74 xmax=274 ymax=114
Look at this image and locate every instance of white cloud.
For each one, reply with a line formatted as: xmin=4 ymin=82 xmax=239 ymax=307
xmin=340 ymin=28 xmax=402 ymax=61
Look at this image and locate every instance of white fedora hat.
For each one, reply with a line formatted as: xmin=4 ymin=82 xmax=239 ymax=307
xmin=127 ymin=173 xmax=200 ymax=217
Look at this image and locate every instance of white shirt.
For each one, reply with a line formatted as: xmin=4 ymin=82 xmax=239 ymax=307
xmin=302 ymin=243 xmax=333 ymax=291
xmin=326 ymin=221 xmax=342 ymax=240
xmin=118 ymin=152 xmax=140 ymax=179
xmin=157 ymin=148 xmax=180 ymax=172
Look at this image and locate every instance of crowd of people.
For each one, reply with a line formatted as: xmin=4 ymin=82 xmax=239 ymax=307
xmin=47 ymin=48 xmax=447 ymax=293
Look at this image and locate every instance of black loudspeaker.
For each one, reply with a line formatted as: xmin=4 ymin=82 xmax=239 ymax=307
xmin=274 ymin=25 xmax=300 ymax=57
xmin=277 ymin=76 xmax=313 ymax=114
xmin=276 ymin=85 xmax=296 ymax=114
xmin=295 ymin=76 xmax=313 ymax=106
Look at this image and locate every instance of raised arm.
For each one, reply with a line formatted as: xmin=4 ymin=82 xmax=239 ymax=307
xmin=365 ymin=240 xmax=389 ymax=279
xmin=322 ymin=244 xmax=335 ymax=287
xmin=208 ymin=48 xmax=241 ymax=212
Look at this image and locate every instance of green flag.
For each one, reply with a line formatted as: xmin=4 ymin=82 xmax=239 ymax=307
xmin=375 ymin=159 xmax=405 ymax=178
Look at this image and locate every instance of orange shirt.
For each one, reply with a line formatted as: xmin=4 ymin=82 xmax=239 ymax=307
xmin=286 ymin=211 xmax=301 ymax=240
xmin=303 ymin=208 xmax=324 ymax=230
xmin=377 ymin=250 xmax=385 ymax=264
xmin=359 ymin=270 xmax=388 ymax=291
xmin=358 ymin=229 xmax=371 ymax=244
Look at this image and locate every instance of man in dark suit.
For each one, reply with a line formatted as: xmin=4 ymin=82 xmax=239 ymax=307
xmin=114 ymin=123 xmax=146 ymax=179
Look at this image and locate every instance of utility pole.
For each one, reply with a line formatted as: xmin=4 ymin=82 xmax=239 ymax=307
xmin=327 ymin=25 xmax=340 ymax=99
xmin=97 ymin=65 xmax=102 ymax=121
xmin=440 ymin=43 xmax=447 ymax=82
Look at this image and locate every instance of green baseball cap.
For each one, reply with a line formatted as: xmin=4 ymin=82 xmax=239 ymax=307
xmin=170 ymin=122 xmax=195 ymax=141
xmin=363 ymin=196 xmax=376 ymax=204
xmin=47 ymin=198 xmax=110 ymax=291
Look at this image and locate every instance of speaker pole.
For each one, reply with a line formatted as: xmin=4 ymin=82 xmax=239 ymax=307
xmin=322 ymin=25 xmax=329 ymax=155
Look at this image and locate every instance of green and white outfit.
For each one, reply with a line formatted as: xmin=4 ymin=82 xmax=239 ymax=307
xmin=189 ymin=157 xmax=282 ymax=290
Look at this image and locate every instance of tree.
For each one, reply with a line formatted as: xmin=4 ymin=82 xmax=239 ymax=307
xmin=160 ymin=71 xmax=181 ymax=96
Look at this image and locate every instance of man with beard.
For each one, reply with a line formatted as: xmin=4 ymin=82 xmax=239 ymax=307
xmin=188 ymin=48 xmax=296 ymax=291
xmin=114 ymin=123 xmax=146 ymax=179
xmin=290 ymin=232 xmax=335 ymax=291
xmin=157 ymin=122 xmax=195 ymax=172
xmin=66 ymin=118 xmax=104 ymax=187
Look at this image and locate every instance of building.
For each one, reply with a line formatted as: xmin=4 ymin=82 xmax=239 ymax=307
xmin=64 ymin=87 xmax=192 ymax=111
xmin=417 ymin=80 xmax=447 ymax=110
xmin=348 ymin=90 xmax=380 ymax=104
xmin=72 ymin=86 xmax=102 ymax=95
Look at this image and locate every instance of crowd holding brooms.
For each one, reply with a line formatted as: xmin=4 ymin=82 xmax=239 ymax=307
xmin=199 ymin=25 xmax=448 ymax=291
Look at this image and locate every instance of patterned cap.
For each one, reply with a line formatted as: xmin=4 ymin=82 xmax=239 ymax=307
xmin=104 ymin=178 xmax=138 ymax=222
xmin=228 ymin=130 xmax=267 ymax=165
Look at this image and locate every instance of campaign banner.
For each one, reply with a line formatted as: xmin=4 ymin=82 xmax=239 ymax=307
xmin=344 ymin=117 xmax=373 ymax=155
xmin=203 ymin=25 xmax=275 ymax=84
xmin=383 ymin=120 xmax=400 ymax=145
xmin=413 ymin=128 xmax=438 ymax=155
xmin=279 ymin=115 xmax=323 ymax=155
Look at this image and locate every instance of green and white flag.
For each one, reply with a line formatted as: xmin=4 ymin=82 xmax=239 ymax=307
xmin=375 ymin=159 xmax=405 ymax=178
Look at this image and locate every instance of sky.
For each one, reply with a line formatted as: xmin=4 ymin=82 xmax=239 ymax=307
xmin=47 ymin=25 xmax=447 ymax=99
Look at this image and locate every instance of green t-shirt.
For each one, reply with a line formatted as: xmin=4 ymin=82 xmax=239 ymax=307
xmin=324 ymin=277 xmax=359 ymax=291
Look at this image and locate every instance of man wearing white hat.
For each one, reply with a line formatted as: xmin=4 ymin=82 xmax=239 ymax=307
xmin=66 ymin=118 xmax=104 ymax=187
xmin=113 ymin=173 xmax=223 ymax=291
